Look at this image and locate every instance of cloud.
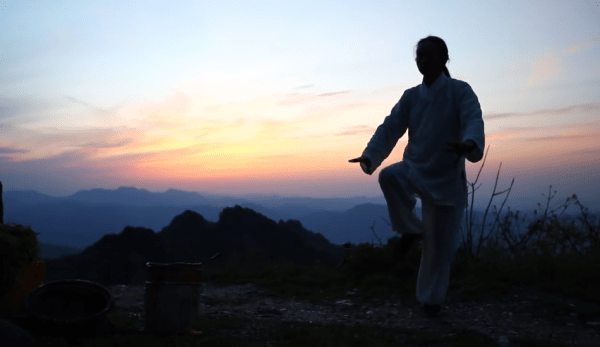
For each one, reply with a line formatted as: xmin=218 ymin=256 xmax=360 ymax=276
xmin=63 ymin=95 xmax=128 ymax=122
xmin=0 ymin=95 xmax=63 ymax=121
xmin=0 ymin=146 xmax=29 ymax=154
xmin=255 ymin=154 xmax=297 ymax=160
xmin=563 ymin=35 xmax=600 ymax=55
xmin=530 ymin=102 xmax=600 ymax=116
xmin=517 ymin=133 xmax=591 ymax=142
xmin=525 ymin=52 xmax=561 ymax=87
xmin=481 ymin=104 xmax=599 ymax=154
xmin=0 ymin=121 xmax=147 ymax=164
xmin=0 ymin=139 xmax=203 ymax=168
xmin=92 ymin=146 xmax=201 ymax=164
xmin=334 ymin=125 xmax=374 ymax=136
xmin=317 ymin=90 xmax=351 ymax=98
xmin=484 ymin=102 xmax=600 ymax=120
xmin=114 ymin=81 xmax=393 ymax=154
xmin=0 ymin=148 xmax=146 ymax=194
xmin=485 ymin=132 xmax=519 ymax=141
xmin=571 ymin=147 xmax=600 ymax=157
xmin=484 ymin=112 xmax=513 ymax=120
xmin=293 ymin=84 xmax=314 ymax=90
xmin=277 ymin=90 xmax=352 ymax=105
xmin=78 ymin=138 xmax=134 ymax=148
xmin=501 ymin=34 xmax=600 ymax=89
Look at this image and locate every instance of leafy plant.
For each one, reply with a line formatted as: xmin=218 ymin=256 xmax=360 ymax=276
xmin=0 ymin=223 xmax=42 ymax=298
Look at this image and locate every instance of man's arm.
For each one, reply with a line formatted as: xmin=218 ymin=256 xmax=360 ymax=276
xmin=458 ymin=83 xmax=485 ymax=163
xmin=361 ymin=90 xmax=410 ymax=173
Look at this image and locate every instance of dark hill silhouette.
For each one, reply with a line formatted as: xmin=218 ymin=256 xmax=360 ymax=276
xmin=44 ymin=225 xmax=170 ymax=286
xmin=43 ymin=205 xmax=346 ymax=287
xmin=158 ymin=209 xmax=220 ymax=262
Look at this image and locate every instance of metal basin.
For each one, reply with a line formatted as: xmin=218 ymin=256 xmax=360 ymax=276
xmin=24 ymin=279 xmax=114 ymax=340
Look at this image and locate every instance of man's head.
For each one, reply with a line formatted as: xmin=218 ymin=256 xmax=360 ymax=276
xmin=415 ymin=36 xmax=450 ymax=80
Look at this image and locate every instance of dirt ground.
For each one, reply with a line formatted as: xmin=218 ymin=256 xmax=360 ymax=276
xmin=107 ymin=281 xmax=600 ymax=346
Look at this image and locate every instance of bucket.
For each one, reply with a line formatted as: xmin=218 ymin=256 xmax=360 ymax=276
xmin=24 ymin=279 xmax=113 ymax=340
xmin=144 ymin=262 xmax=203 ymax=335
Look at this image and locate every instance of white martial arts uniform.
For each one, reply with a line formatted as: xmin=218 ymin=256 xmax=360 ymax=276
xmin=361 ymin=72 xmax=485 ymax=305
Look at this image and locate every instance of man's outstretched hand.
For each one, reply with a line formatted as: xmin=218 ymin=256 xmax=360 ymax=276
xmin=351 ymin=140 xmax=476 ymax=174
xmin=349 ymin=156 xmax=373 ymax=175
xmin=447 ymin=140 xmax=477 ymax=165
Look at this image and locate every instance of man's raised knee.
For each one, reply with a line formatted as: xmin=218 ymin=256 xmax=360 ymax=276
xmin=379 ymin=166 xmax=391 ymax=184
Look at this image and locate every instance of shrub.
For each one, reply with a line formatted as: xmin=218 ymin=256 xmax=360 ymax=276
xmin=0 ymin=223 xmax=42 ymax=297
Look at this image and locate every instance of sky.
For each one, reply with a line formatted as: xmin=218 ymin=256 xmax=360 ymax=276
xmin=0 ymin=0 xmax=599 ymax=215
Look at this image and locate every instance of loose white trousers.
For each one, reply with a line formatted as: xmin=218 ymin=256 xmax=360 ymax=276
xmin=379 ymin=161 xmax=466 ymax=306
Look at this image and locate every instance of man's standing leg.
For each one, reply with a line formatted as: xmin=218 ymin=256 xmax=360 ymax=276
xmin=416 ymin=197 xmax=466 ymax=308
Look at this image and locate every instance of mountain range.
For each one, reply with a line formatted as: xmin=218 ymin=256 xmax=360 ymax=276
xmin=2 ymin=186 xmax=587 ymax=261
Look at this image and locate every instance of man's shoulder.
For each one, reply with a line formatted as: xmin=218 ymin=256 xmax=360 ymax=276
xmin=401 ymin=85 xmax=420 ymax=98
xmin=447 ymin=77 xmax=472 ymax=90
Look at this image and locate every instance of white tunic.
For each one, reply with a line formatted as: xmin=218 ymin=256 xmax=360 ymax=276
xmin=362 ymin=73 xmax=485 ymax=207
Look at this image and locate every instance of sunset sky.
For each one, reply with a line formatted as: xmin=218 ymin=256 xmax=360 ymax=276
xmin=1 ymin=0 xmax=599 ymax=214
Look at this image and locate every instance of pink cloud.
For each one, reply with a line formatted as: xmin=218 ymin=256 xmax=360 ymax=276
xmin=563 ymin=34 xmax=600 ymax=55
xmin=525 ymin=52 xmax=561 ymax=87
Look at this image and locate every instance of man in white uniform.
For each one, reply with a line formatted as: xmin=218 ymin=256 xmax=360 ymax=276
xmin=349 ymin=36 xmax=485 ymax=316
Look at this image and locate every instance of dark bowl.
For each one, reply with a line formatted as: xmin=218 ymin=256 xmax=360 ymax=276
xmin=24 ymin=279 xmax=114 ymax=339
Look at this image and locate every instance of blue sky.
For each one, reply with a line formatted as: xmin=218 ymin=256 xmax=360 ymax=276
xmin=0 ymin=0 xmax=599 ymax=214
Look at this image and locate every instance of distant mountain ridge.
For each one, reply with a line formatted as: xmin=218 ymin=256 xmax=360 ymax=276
xmin=3 ymin=189 xmax=64 ymax=205
xmin=4 ymin=186 xmax=587 ymax=260
xmin=5 ymin=187 xmax=389 ymax=212
xmin=53 ymin=186 xmax=258 ymax=207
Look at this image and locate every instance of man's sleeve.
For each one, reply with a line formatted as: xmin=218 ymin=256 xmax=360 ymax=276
xmin=361 ymin=90 xmax=410 ymax=173
xmin=458 ymin=83 xmax=485 ymax=163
